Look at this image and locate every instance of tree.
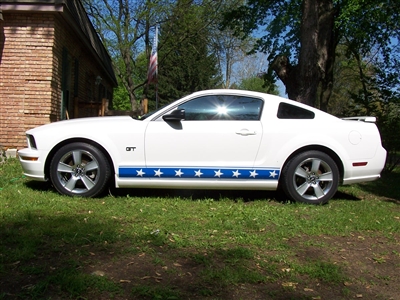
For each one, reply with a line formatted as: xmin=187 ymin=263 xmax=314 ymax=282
xmin=84 ymin=0 xmax=200 ymax=111
xmin=155 ymin=1 xmax=222 ymax=107
xmin=223 ymin=0 xmax=399 ymax=111
xmin=84 ymin=0 xmax=226 ymax=111
xmin=207 ymin=0 xmax=254 ymax=89
xmin=341 ymin=46 xmax=400 ymax=171
xmin=211 ymin=28 xmax=251 ymax=89
xmin=238 ymin=75 xmax=279 ymax=94
xmin=229 ymin=51 xmax=279 ymax=94
xmin=111 ymin=52 xmax=148 ymax=110
xmin=327 ymin=44 xmax=373 ymax=116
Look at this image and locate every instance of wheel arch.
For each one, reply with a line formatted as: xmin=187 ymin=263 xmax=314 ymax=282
xmin=280 ymin=145 xmax=344 ymax=183
xmin=44 ymin=138 xmax=115 ymax=181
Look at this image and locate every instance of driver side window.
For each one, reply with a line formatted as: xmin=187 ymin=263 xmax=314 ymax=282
xmin=178 ymin=95 xmax=263 ymax=121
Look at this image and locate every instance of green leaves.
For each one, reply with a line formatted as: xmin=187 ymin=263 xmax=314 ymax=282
xmin=156 ymin=1 xmax=222 ymax=104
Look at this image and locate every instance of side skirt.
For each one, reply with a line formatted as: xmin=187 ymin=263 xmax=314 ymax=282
xmin=115 ymin=177 xmax=279 ymax=190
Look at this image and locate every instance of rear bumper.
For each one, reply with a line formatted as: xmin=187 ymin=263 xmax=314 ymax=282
xmin=342 ymin=146 xmax=386 ymax=185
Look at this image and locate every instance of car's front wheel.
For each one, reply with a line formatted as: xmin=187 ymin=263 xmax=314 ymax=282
xmin=49 ymin=142 xmax=111 ymax=197
xmin=281 ymin=150 xmax=339 ymax=204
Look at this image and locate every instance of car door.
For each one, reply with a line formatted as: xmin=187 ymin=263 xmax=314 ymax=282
xmin=143 ymin=94 xmax=264 ymax=176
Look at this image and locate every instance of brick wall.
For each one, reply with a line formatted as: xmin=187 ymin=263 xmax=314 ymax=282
xmin=0 ymin=11 xmax=114 ymax=150
xmin=0 ymin=12 xmax=55 ymax=149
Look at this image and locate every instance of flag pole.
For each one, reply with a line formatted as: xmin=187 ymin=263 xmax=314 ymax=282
xmin=148 ymin=25 xmax=159 ymax=109
xmin=156 ymin=82 xmax=159 ymax=109
xmin=155 ymin=25 xmax=159 ymax=109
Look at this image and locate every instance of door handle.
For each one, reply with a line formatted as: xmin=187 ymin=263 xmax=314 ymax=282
xmin=235 ymin=129 xmax=256 ymax=136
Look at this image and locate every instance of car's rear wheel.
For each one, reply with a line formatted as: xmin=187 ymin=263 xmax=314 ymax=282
xmin=281 ymin=150 xmax=339 ymax=204
xmin=49 ymin=142 xmax=111 ymax=197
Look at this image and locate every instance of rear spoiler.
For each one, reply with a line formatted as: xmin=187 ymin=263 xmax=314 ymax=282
xmin=341 ymin=116 xmax=376 ymax=123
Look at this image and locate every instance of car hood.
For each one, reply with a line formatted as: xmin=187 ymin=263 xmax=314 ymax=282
xmin=27 ymin=116 xmax=136 ymax=135
xmin=25 ymin=116 xmax=146 ymax=151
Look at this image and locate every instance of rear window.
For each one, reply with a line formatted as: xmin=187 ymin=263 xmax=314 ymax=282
xmin=277 ymin=102 xmax=315 ymax=119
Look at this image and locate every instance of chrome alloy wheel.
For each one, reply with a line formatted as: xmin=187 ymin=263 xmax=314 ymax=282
xmin=55 ymin=149 xmax=101 ymax=194
xmin=292 ymin=157 xmax=334 ymax=201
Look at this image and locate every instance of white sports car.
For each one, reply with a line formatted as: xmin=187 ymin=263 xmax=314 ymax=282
xmin=18 ymin=89 xmax=387 ymax=204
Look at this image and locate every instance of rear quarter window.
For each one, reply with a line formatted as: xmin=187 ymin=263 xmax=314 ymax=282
xmin=277 ymin=102 xmax=315 ymax=119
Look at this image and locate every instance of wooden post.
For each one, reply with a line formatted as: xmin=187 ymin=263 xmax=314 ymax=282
xmin=142 ymin=98 xmax=148 ymax=114
xmin=100 ymin=98 xmax=107 ymax=116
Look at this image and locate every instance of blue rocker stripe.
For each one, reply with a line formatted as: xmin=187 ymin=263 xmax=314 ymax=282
xmin=119 ymin=167 xmax=280 ymax=180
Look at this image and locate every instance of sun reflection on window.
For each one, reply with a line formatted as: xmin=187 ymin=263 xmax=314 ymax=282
xmin=216 ymin=106 xmax=228 ymax=115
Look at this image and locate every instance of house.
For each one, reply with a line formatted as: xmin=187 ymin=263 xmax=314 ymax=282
xmin=0 ymin=0 xmax=117 ymax=153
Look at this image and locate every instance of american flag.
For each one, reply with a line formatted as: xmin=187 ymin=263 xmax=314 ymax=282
xmin=147 ymin=26 xmax=158 ymax=84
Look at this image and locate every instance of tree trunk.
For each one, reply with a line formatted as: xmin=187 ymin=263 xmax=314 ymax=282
xmin=316 ymin=0 xmax=336 ymax=112
xmin=271 ymin=0 xmax=335 ymax=110
xmin=271 ymin=56 xmax=299 ymax=101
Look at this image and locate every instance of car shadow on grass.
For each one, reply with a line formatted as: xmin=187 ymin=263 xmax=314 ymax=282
xmin=332 ymin=190 xmax=361 ymax=201
xmin=24 ymin=179 xmax=379 ymax=205
xmin=24 ymin=179 xmax=291 ymax=205
xmin=109 ymin=186 xmax=289 ymax=203
xmin=359 ymin=170 xmax=400 ymax=204
xmin=25 ymin=180 xmax=361 ymax=204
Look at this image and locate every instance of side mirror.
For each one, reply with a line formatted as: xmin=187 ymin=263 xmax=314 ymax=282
xmin=162 ymin=109 xmax=185 ymax=122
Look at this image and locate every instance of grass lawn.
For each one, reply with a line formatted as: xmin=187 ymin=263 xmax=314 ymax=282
xmin=1 ymin=158 xmax=399 ymax=299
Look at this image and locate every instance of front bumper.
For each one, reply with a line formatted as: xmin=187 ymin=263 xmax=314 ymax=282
xmin=18 ymin=148 xmax=47 ymax=181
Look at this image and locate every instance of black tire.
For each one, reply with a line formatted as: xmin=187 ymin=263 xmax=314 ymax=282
xmin=49 ymin=142 xmax=111 ymax=197
xmin=281 ymin=150 xmax=339 ymax=204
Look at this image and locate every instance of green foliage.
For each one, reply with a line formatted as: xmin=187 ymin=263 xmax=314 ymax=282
xmin=223 ymin=0 xmax=399 ymax=109
xmin=377 ymin=102 xmax=400 ymax=171
xmin=327 ymin=45 xmax=365 ymax=116
xmin=155 ymin=1 xmax=222 ymax=107
xmin=336 ymin=55 xmax=400 ymax=171
xmin=338 ymin=0 xmax=399 ymax=66
xmin=111 ymin=52 xmax=149 ymax=110
xmin=111 ymin=85 xmax=131 ymax=110
xmin=84 ymin=0 xmax=177 ymax=110
xmin=222 ymin=0 xmax=302 ymax=61
xmin=238 ymin=75 xmax=279 ymax=95
xmin=224 ymin=0 xmax=399 ymax=76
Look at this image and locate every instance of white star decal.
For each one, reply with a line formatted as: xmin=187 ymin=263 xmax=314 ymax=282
xmin=175 ymin=169 xmax=184 ymax=177
xmin=249 ymin=170 xmax=258 ymax=178
xmin=136 ymin=169 xmax=145 ymax=177
xmin=154 ymin=169 xmax=163 ymax=177
xmin=214 ymin=170 xmax=223 ymax=177
xmin=194 ymin=170 xmax=203 ymax=177
xmin=232 ymin=170 xmax=241 ymax=178
xmin=269 ymin=170 xmax=278 ymax=178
